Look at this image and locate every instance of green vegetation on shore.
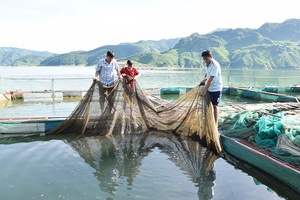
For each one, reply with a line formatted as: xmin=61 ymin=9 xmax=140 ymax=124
xmin=1 ymin=19 xmax=300 ymax=69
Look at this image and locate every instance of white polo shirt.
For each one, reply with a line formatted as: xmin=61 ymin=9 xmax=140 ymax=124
xmin=96 ymin=58 xmax=120 ymax=85
xmin=205 ymin=58 xmax=223 ymax=92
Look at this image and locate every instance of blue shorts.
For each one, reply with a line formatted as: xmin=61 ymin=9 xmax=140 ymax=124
xmin=209 ymin=91 xmax=222 ymax=106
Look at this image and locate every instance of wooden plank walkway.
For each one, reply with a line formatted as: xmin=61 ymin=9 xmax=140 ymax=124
xmin=220 ymin=102 xmax=300 ymax=117
xmin=220 ymin=103 xmax=300 ymax=127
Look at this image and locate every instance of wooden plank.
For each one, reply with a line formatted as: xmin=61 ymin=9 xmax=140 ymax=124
xmin=0 ymin=116 xmax=67 ymax=121
xmin=220 ymin=102 xmax=300 ymax=114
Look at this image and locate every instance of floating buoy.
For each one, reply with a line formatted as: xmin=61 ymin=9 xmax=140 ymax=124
xmin=262 ymin=86 xmax=279 ymax=93
xmin=160 ymin=88 xmax=180 ymax=95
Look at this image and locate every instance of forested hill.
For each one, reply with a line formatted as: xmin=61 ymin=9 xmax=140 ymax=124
xmin=0 ymin=38 xmax=179 ymax=67
xmin=0 ymin=47 xmax=54 ymax=66
xmin=129 ymin=19 xmax=300 ymax=69
xmin=1 ymin=18 xmax=300 ymax=69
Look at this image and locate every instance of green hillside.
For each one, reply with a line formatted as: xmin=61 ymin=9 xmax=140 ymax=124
xmin=257 ymin=18 xmax=300 ymax=41
xmin=0 ymin=47 xmax=54 ymax=66
xmin=229 ymin=42 xmax=300 ymax=69
xmin=129 ymin=34 xmax=230 ymax=68
xmin=40 ymin=38 xmax=180 ymax=66
xmin=1 ymin=18 xmax=300 ymax=69
xmin=13 ymin=55 xmax=49 ymax=66
xmin=129 ymin=19 xmax=300 ymax=69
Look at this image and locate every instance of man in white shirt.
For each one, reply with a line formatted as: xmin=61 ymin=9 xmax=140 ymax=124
xmin=95 ymin=51 xmax=122 ymax=110
xmin=95 ymin=51 xmax=121 ymax=87
xmin=200 ymin=50 xmax=223 ymax=127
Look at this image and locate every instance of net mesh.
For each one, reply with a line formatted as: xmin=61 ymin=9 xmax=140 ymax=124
xmin=46 ymin=80 xmax=221 ymax=153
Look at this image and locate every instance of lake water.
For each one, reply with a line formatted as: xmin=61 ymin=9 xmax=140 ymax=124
xmin=0 ymin=66 xmax=300 ymax=92
xmin=0 ymin=66 xmax=300 ymax=200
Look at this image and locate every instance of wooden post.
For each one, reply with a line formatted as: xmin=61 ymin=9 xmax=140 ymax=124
xmin=51 ymin=78 xmax=55 ymax=98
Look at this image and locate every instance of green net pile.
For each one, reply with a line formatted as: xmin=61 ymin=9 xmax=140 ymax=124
xmin=47 ymin=80 xmax=222 ymax=153
xmin=220 ymin=109 xmax=300 ymax=164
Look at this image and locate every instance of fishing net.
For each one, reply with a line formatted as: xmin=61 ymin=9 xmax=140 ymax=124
xmin=219 ymin=109 xmax=300 ymax=164
xmin=219 ymin=110 xmax=261 ymax=138
xmin=47 ymin=79 xmax=221 ymax=153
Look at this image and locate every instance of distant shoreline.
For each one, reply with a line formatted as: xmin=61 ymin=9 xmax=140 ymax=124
xmin=1 ymin=65 xmax=299 ymax=71
xmin=0 ymin=65 xmax=203 ymax=71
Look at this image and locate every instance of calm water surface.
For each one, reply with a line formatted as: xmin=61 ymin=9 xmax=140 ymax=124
xmin=0 ymin=66 xmax=299 ymax=92
xmin=0 ymin=67 xmax=300 ymax=200
xmin=0 ymin=132 xmax=294 ymax=200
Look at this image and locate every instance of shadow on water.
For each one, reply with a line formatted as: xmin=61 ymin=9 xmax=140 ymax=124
xmin=0 ymin=132 xmax=299 ymax=199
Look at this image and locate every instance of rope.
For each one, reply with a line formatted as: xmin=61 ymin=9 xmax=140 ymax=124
xmin=144 ymin=87 xmax=162 ymax=95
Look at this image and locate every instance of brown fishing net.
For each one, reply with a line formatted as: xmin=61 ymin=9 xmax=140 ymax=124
xmin=47 ymin=80 xmax=221 ymax=153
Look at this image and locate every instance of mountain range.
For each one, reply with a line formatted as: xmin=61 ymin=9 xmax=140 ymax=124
xmin=1 ymin=18 xmax=300 ymax=69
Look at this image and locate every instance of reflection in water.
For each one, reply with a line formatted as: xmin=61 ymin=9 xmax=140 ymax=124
xmin=0 ymin=132 xmax=297 ymax=199
xmin=65 ymin=131 xmax=219 ymax=199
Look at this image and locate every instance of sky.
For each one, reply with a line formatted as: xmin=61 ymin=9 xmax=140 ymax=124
xmin=0 ymin=0 xmax=299 ymax=54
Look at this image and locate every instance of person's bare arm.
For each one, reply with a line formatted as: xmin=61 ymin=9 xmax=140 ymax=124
xmin=200 ymin=76 xmax=214 ymax=96
xmin=200 ymin=74 xmax=207 ymax=85
xmin=116 ymin=69 xmax=122 ymax=79
xmin=95 ymin=62 xmax=101 ymax=79
xmin=134 ymin=72 xmax=141 ymax=80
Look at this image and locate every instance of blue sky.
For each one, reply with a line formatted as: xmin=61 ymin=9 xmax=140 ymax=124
xmin=0 ymin=0 xmax=299 ymax=53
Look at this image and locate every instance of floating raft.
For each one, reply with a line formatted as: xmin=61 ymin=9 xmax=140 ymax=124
xmin=0 ymin=95 xmax=167 ymax=136
xmin=221 ymin=135 xmax=300 ymax=194
xmin=1 ymin=86 xmax=299 ymax=102
xmin=160 ymin=87 xmax=193 ymax=95
xmin=220 ymin=102 xmax=300 ymax=114
xmin=0 ymin=116 xmax=65 ymax=135
xmin=220 ymin=102 xmax=300 ymax=193
xmin=262 ymin=85 xmax=300 ymax=93
xmin=1 ymin=101 xmax=299 ymax=135
xmin=223 ymin=87 xmax=300 ymax=102
xmin=1 ymin=91 xmax=87 ymax=100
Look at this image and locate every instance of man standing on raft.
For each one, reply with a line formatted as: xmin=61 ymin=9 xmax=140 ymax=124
xmin=95 ymin=51 xmax=122 ymax=88
xmin=95 ymin=51 xmax=122 ymax=110
xmin=200 ymin=50 xmax=223 ymax=127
